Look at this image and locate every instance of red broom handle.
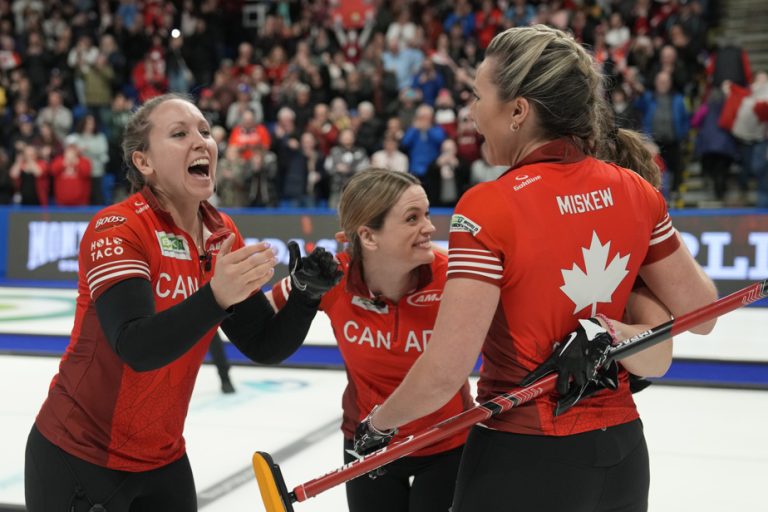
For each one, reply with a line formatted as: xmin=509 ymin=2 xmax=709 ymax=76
xmin=292 ymin=279 xmax=768 ymax=503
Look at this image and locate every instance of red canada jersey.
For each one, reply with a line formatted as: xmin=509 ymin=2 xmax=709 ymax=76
xmin=447 ymin=140 xmax=679 ymax=436
xmin=35 ymin=187 xmax=243 ymax=471
xmin=273 ymin=251 xmax=473 ymax=456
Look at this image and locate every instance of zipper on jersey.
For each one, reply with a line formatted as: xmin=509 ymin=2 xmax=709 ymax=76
xmin=392 ymin=303 xmax=399 ymax=345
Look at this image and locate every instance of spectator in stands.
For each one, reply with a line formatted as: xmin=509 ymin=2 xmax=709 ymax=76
xmin=166 ymin=31 xmax=194 ymax=94
xmin=612 ymin=88 xmax=641 ymax=131
xmin=721 ymin=72 xmax=768 ymax=207
xmin=633 ymin=70 xmax=690 ymax=199
xmin=216 ymin=145 xmax=248 ymax=208
xmin=79 ymin=50 xmax=115 ymax=130
xmin=132 ymin=49 xmax=169 ymax=103
xmin=226 ymin=83 xmax=264 ymax=129
xmin=401 ymin=105 xmax=447 ymax=183
xmin=382 ymin=36 xmax=423 ymax=91
xmin=456 ymin=109 xmax=482 ymax=164
xmin=228 ymin=109 xmax=271 ymax=161
xmin=444 ymin=0 xmax=476 ymax=39
xmin=475 ymin=0 xmax=505 ymax=50
xmin=278 ymin=131 xmax=325 ymax=207
xmin=325 ymin=128 xmax=369 ymax=208
xmin=371 ymin=133 xmax=409 ymax=174
xmin=104 ymin=92 xmax=134 ymax=201
xmin=385 ymin=7 xmax=417 ymax=48
xmin=246 ymin=146 xmax=280 ymax=208
xmin=344 ymin=71 xmax=374 ymax=112
xmin=68 ymin=35 xmax=99 ymax=106
xmin=398 ymin=87 xmax=422 ymax=130
xmin=434 ymin=89 xmax=458 ymax=140
xmin=290 ymin=83 xmax=314 ymax=132
xmin=470 ymin=155 xmax=505 ymax=186
xmin=306 ymin=103 xmax=339 ymax=157
xmin=692 ymin=88 xmax=739 ymax=201
xmin=31 ymin=122 xmax=63 ymax=168
xmin=0 ymin=148 xmax=13 ymax=204
xmin=647 ymin=45 xmax=692 ymax=96
xmin=605 ymin=12 xmax=631 ymax=49
xmin=69 ymin=115 xmax=110 ymax=205
xmin=505 ymin=0 xmax=537 ymax=28
xmin=425 ymin=138 xmax=470 ymax=207
xmin=9 ymin=143 xmax=47 ymax=206
xmin=707 ymin=37 xmax=752 ymax=89
xmin=49 ymin=140 xmax=91 ymax=206
xmin=412 ymin=59 xmax=445 ymax=106
xmin=37 ymin=90 xmax=73 ymax=142
xmin=353 ymin=101 xmax=384 ymax=156
xmin=329 ymin=97 xmax=353 ymax=132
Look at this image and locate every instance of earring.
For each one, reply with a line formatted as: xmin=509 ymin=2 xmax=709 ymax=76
xmin=509 ymin=122 xmax=520 ymax=132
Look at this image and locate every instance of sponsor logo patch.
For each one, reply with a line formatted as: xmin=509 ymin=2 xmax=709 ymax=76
xmin=351 ymin=296 xmax=389 ymax=314
xmin=94 ymin=215 xmax=127 ymax=232
xmin=450 ymin=214 xmax=481 ymax=236
xmin=156 ymin=231 xmax=192 ymax=260
xmin=406 ymin=289 xmax=442 ymax=307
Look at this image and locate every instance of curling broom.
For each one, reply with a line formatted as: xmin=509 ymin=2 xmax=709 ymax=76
xmin=253 ymin=279 xmax=768 ymax=511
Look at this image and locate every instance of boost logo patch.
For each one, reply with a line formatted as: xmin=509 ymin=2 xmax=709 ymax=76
xmin=94 ymin=215 xmax=127 ymax=232
xmin=449 ymin=214 xmax=481 ymax=236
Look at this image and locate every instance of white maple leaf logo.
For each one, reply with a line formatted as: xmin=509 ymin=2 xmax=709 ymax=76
xmin=560 ymin=231 xmax=629 ymax=316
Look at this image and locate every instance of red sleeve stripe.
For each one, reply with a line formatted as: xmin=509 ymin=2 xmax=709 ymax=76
xmin=447 ymin=267 xmax=503 ymax=280
xmin=279 ymin=276 xmax=291 ymax=301
xmin=87 ymin=261 xmax=151 ymax=296
xmin=650 ymin=216 xmax=676 ymax=246
xmin=651 ymin=215 xmax=672 ymax=235
xmin=86 ymin=259 xmax=149 ymax=281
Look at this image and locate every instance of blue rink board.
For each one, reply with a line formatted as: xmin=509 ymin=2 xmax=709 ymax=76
xmin=2 ymin=333 xmax=767 ymax=389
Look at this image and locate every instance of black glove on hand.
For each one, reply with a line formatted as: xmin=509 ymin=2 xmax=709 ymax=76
xmin=353 ymin=406 xmax=398 ymax=457
xmin=520 ymin=318 xmax=616 ymax=415
xmin=288 ymin=241 xmax=343 ymax=304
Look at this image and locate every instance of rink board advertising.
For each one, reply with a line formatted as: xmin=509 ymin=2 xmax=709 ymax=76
xmin=4 ymin=209 xmax=767 ymax=298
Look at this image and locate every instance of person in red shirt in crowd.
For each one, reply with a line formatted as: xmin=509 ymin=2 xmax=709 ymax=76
xmin=356 ymin=26 xmax=717 ymax=512
xmin=49 ymin=139 xmax=92 ymax=206
xmin=25 ymin=94 xmax=341 ymax=512
xmin=269 ymin=168 xmax=471 ymax=512
xmin=132 ymin=49 xmax=169 ymax=103
xmin=228 ymin=108 xmax=272 ymax=161
xmin=9 ymin=142 xmax=48 ymax=206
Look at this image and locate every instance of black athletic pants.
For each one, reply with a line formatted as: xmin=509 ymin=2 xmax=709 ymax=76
xmin=343 ymin=439 xmax=463 ymax=512
xmin=452 ymin=419 xmax=649 ymax=512
xmin=25 ymin=425 xmax=197 ymax=512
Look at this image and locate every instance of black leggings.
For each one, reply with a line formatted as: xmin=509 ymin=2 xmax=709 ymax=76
xmin=25 ymin=425 xmax=197 ymax=512
xmin=452 ymin=420 xmax=649 ymax=512
xmin=343 ymin=439 xmax=463 ymax=512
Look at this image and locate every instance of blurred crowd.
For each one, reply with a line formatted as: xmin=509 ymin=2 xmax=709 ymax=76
xmin=0 ymin=0 xmax=766 ymax=209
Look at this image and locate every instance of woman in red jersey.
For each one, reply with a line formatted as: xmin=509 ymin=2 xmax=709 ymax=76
xmin=356 ymin=26 xmax=718 ymax=512
xmin=269 ymin=168 xmax=471 ymax=512
xmin=24 ymin=93 xmax=341 ymax=512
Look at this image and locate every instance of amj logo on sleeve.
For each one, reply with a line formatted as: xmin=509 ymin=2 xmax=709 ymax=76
xmin=450 ymin=214 xmax=482 ymax=236
xmin=156 ymin=231 xmax=192 ymax=260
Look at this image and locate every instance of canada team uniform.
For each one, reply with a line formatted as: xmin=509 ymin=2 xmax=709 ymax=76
xmin=35 ymin=188 xmax=243 ymax=471
xmin=448 ymin=139 xmax=678 ymax=511
xmin=273 ymin=250 xmax=473 ymax=456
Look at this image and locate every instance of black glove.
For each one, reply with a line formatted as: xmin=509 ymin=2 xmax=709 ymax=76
xmin=520 ymin=318 xmax=616 ymax=415
xmin=288 ymin=241 xmax=343 ymax=304
xmin=353 ymin=406 xmax=398 ymax=457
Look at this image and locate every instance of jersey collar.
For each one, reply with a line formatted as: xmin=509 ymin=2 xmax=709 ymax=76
xmin=345 ymin=252 xmax=434 ymax=304
xmin=139 ymin=186 xmax=232 ymax=250
xmin=502 ymin=138 xmax=586 ymax=177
